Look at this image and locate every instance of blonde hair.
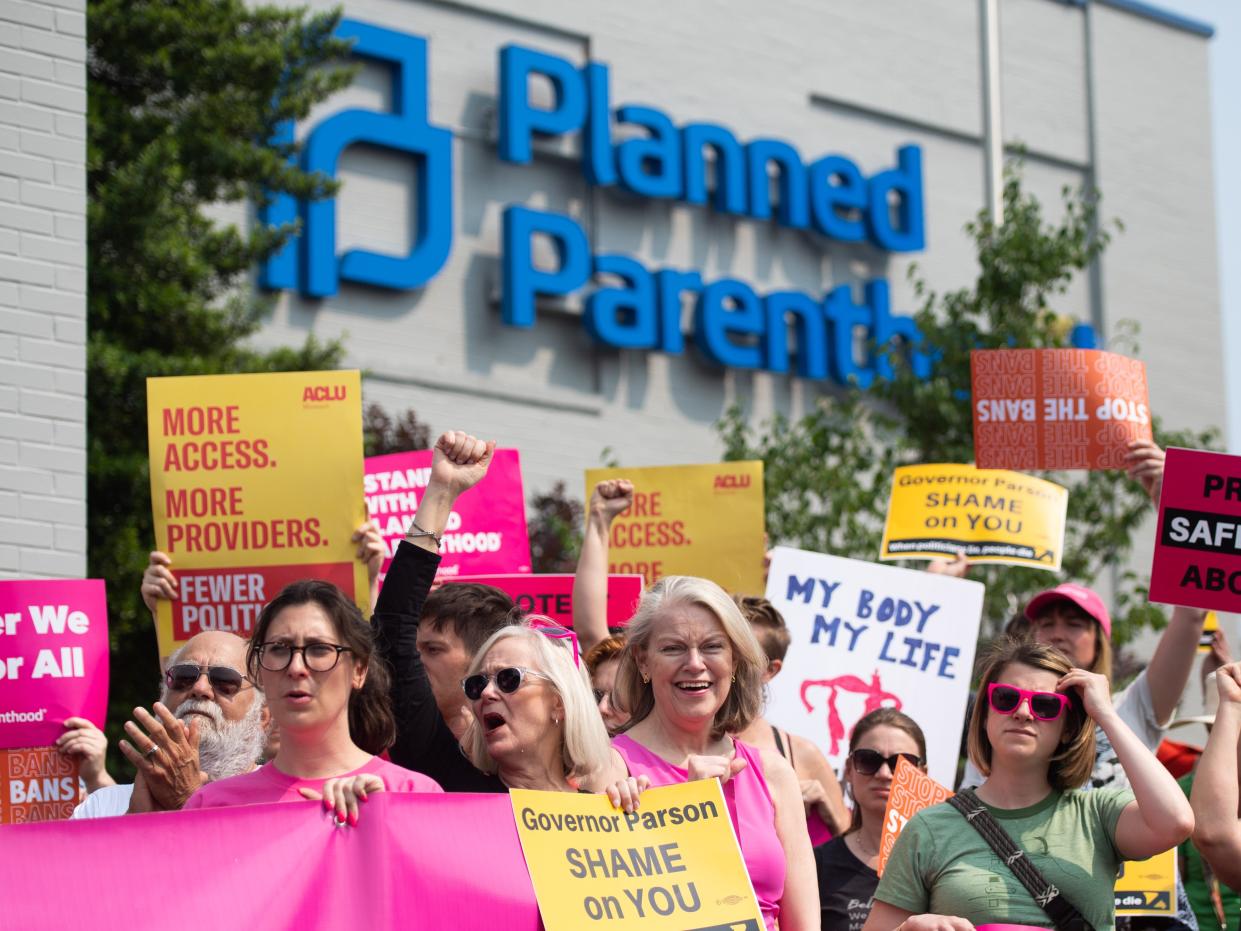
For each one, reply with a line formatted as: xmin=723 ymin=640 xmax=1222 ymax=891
xmin=614 ymin=576 xmax=767 ymax=739
xmin=460 ymin=620 xmax=612 ymax=782
xmin=967 ymin=638 xmax=1095 ymax=791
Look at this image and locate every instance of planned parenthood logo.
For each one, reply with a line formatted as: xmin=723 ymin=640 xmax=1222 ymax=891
xmin=259 ymin=20 xmax=453 ymax=298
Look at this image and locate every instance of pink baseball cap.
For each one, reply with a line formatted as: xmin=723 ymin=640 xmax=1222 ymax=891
xmin=1024 ymin=583 xmax=1112 ymax=638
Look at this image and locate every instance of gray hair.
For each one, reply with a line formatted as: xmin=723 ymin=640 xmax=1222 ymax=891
xmin=460 ymin=623 xmax=612 ymax=781
xmin=613 ymin=576 xmax=767 ymax=739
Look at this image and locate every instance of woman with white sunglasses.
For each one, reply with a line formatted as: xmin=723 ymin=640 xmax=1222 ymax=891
xmin=863 ymin=639 xmax=1192 ymax=931
xmin=459 ymin=619 xmax=616 ymax=792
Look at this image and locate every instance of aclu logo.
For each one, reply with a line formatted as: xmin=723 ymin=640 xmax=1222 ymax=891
xmin=713 ymin=474 xmax=752 ymax=491
xmin=260 ymin=20 xmax=453 ymax=298
xmin=302 ymin=384 xmax=348 ymax=405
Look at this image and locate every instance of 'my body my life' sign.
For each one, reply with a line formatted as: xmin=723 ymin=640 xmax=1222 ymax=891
xmin=764 ymin=547 xmax=983 ymax=785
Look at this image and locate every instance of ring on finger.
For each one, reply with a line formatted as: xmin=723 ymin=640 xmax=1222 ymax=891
xmin=144 ymin=743 xmax=160 ymax=760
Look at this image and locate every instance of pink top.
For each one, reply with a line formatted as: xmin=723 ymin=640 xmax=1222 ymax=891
xmin=612 ymin=734 xmax=785 ymax=930
xmin=184 ymin=756 xmax=443 ymax=809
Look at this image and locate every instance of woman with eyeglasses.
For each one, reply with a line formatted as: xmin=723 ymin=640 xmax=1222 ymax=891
xmin=604 ymin=576 xmax=818 ymax=931
xmin=459 ymin=619 xmax=615 ymax=791
xmin=863 ymin=639 xmax=1193 ymax=931
xmin=815 ymin=709 xmax=927 ymax=931
xmin=185 ymin=580 xmax=442 ymax=823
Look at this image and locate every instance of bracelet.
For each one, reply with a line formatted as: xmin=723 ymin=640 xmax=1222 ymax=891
xmin=404 ymin=520 xmax=442 ymax=549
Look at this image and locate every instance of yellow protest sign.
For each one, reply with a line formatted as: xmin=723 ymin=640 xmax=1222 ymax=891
xmin=1199 ymin=611 xmax=1219 ymax=653
xmin=146 ymin=371 xmax=368 ymax=659
xmin=880 ymin=464 xmax=1068 ymax=571
xmin=1115 ymin=848 xmax=1177 ymax=916
xmin=511 ymin=780 xmax=763 ymax=931
xmin=585 ymin=462 xmax=764 ymax=592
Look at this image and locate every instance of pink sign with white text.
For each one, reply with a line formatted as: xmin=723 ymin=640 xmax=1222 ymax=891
xmin=365 ymin=449 xmax=532 ymax=581
xmin=444 ymin=573 xmax=644 ymax=628
xmin=0 ymin=579 xmax=109 ymax=750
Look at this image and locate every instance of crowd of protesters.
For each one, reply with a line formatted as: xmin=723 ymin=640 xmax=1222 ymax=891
xmin=44 ymin=427 xmax=1241 ymax=931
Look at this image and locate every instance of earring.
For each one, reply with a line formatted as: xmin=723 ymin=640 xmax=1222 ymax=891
xmin=731 ymin=674 xmax=736 ymax=683
xmin=641 ymin=673 xmax=650 ymax=684
xmin=552 ymin=716 xmax=559 ymax=726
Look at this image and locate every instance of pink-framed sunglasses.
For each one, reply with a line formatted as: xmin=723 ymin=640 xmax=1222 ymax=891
xmin=527 ymin=617 xmax=580 ymax=668
xmin=987 ymin=683 xmax=1070 ymax=721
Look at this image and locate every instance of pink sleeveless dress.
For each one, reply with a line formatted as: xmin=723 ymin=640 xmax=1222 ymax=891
xmin=612 ymin=734 xmax=786 ymax=930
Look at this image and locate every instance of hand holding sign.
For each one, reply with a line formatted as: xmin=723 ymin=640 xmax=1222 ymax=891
xmin=54 ymin=717 xmax=112 ymax=792
xmin=141 ymin=551 xmax=178 ymax=616
xmin=1124 ymin=439 xmax=1166 ymax=506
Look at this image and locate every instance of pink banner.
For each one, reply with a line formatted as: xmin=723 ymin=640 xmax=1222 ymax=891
xmin=445 ymin=573 xmax=644 ymax=628
xmin=0 ymin=579 xmax=108 ymax=750
xmin=1149 ymin=447 xmax=1241 ymax=612
xmin=366 ymin=449 xmax=532 ymax=581
xmin=0 ymin=793 xmax=540 ymax=929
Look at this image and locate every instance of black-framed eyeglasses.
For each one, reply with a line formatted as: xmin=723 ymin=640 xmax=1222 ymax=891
xmin=165 ymin=664 xmax=251 ymax=699
xmin=462 ymin=666 xmax=549 ymax=701
xmin=849 ymin=748 xmax=923 ymax=776
xmin=256 ymin=642 xmax=352 ymax=672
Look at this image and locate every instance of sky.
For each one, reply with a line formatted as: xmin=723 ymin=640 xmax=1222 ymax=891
xmin=1154 ymin=1 xmax=1239 ymax=451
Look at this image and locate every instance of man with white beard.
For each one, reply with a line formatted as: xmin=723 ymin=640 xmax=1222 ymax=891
xmin=72 ymin=630 xmax=268 ymax=818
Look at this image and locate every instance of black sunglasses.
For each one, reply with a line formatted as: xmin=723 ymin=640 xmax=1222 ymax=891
xmin=164 ymin=664 xmax=250 ymax=699
xmin=462 ymin=666 xmax=549 ymax=701
xmin=849 ymin=748 xmax=922 ymax=776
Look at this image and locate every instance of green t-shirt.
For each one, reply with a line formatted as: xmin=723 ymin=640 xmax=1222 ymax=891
xmin=875 ymin=787 xmax=1133 ymax=931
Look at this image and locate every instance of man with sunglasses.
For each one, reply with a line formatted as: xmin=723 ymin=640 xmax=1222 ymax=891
xmin=72 ymin=630 xmax=269 ymax=818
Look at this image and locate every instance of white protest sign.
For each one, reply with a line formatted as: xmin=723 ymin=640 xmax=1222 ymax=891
xmin=763 ymin=546 xmax=984 ymax=786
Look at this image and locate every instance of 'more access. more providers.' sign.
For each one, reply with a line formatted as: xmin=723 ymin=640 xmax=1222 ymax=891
xmin=260 ymin=19 xmax=932 ymax=390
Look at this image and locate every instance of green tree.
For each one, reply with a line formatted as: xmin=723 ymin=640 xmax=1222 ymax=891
xmin=721 ymin=169 xmax=1217 ymax=644
xmin=88 ymin=0 xmax=354 ymax=769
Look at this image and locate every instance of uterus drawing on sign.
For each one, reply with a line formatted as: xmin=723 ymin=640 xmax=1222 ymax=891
xmin=800 ymin=671 xmax=902 ymax=756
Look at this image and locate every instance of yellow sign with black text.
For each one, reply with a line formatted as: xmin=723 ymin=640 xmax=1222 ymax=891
xmin=511 ymin=780 xmax=764 ymax=931
xmin=586 ymin=462 xmax=764 ymax=593
xmin=880 ymin=464 xmax=1068 ymax=571
xmin=1114 ymin=848 xmax=1177 ymax=917
xmin=146 ymin=370 xmax=368 ymax=660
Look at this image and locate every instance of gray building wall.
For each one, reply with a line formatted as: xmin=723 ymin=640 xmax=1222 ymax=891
xmin=0 ymin=0 xmax=87 ymax=578
xmin=247 ymin=0 xmax=1223 ymax=505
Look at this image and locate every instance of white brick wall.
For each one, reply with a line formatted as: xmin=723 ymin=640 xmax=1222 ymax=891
xmin=0 ymin=0 xmax=86 ymax=578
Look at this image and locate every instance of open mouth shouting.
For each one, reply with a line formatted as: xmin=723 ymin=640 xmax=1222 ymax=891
xmin=482 ymin=710 xmax=508 ymax=733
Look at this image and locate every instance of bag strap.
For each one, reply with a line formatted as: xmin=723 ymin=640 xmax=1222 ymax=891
xmin=946 ymin=788 xmax=1096 ymax=931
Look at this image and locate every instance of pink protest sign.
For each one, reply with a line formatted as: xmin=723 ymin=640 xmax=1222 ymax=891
xmin=0 ymin=793 xmax=541 ymax=929
xmin=365 ymin=448 xmax=532 ymax=581
xmin=445 ymin=573 xmax=644 ymax=627
xmin=0 ymin=580 xmax=108 ymax=750
xmin=1149 ymin=447 xmax=1241 ymax=612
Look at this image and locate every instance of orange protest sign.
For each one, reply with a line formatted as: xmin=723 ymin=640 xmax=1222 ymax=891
xmin=971 ymin=349 xmax=1152 ymax=471
xmin=876 ymin=757 xmax=953 ymax=876
xmin=0 ymin=746 xmax=79 ymax=824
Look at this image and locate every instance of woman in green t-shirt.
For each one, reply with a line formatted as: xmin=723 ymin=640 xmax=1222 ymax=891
xmin=863 ymin=639 xmax=1195 ymax=931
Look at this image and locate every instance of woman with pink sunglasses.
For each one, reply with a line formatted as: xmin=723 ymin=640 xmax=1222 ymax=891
xmin=863 ymin=639 xmax=1192 ymax=931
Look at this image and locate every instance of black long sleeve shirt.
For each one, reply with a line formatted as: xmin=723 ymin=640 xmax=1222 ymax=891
xmin=372 ymin=541 xmax=506 ymax=793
